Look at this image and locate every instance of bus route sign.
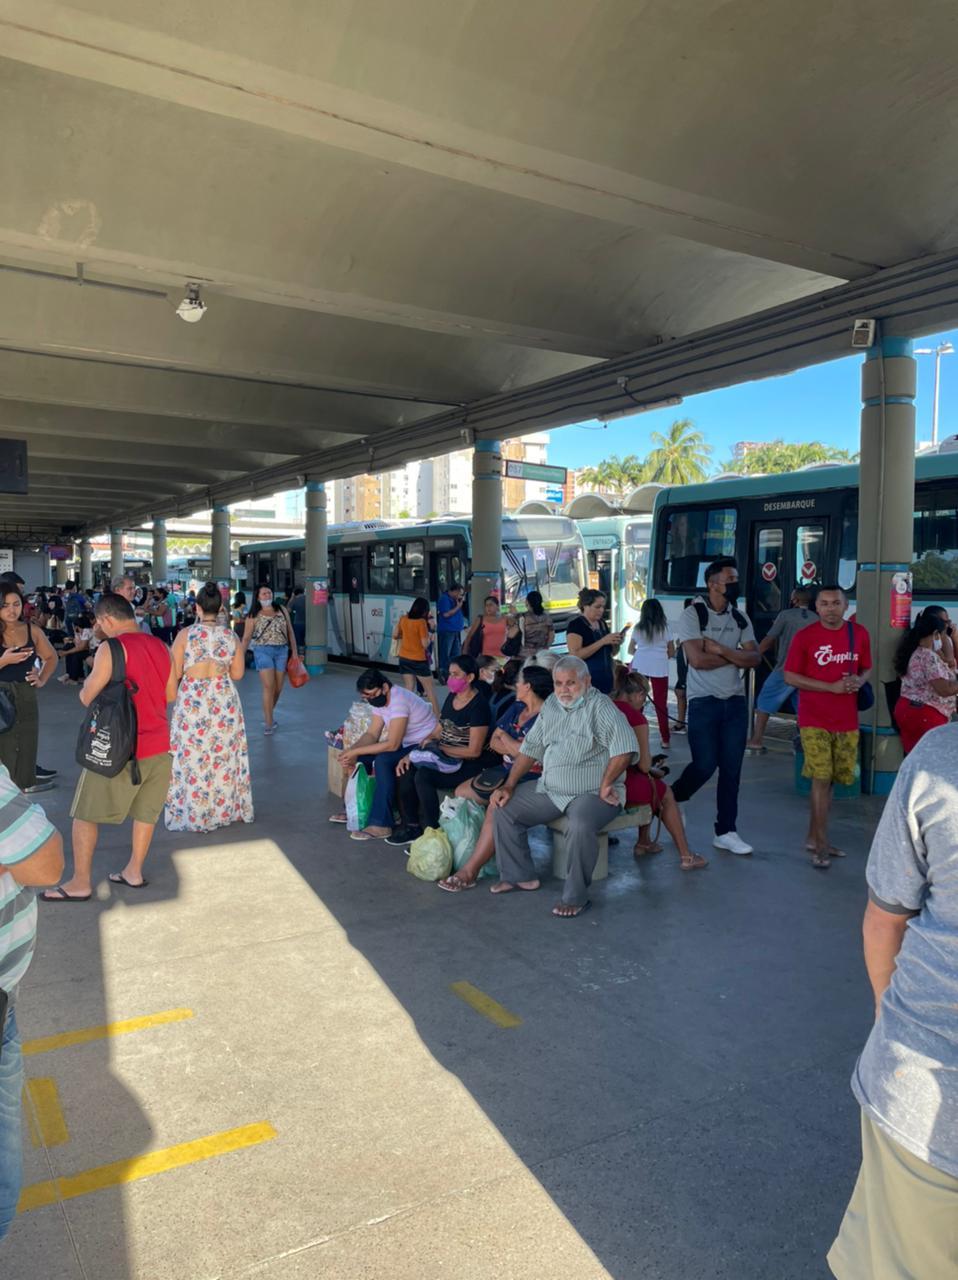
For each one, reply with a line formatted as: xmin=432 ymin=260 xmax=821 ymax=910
xmin=503 ymin=461 xmax=568 ymax=485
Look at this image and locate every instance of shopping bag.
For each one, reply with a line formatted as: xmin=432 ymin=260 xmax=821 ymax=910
xmin=354 ymin=765 xmax=375 ymax=830
xmin=440 ymin=797 xmax=486 ymax=872
xmin=406 ymin=827 xmax=453 ymax=881
xmin=286 ymin=655 xmax=309 ymax=688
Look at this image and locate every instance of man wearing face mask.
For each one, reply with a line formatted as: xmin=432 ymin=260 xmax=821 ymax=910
xmin=338 ymin=670 xmax=439 ymax=840
xmin=490 ymin=654 xmax=637 ymax=918
xmin=671 ymin=558 xmax=761 ymax=856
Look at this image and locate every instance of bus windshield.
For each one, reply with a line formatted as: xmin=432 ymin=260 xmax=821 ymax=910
xmin=502 ymin=540 xmax=584 ymax=609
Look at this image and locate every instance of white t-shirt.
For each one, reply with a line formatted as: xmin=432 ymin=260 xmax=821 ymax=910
xmin=379 ymin=685 xmax=438 ymax=747
xmin=629 ymin=627 xmax=672 ymax=679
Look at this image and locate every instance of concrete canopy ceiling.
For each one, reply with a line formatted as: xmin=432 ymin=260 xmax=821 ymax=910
xmin=1 ymin=0 xmax=958 ymax=539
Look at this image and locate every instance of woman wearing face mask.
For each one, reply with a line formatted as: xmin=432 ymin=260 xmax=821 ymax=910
xmin=564 ymin=589 xmax=625 ymax=695
xmin=613 ymin=670 xmax=707 ymax=870
xmin=389 ymin=655 xmax=491 ymax=846
xmin=242 ymin=585 xmax=298 ymax=735
xmin=892 ymin=612 xmax=958 ymax=754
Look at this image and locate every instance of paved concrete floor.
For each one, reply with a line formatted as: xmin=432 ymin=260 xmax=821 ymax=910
xmin=3 ymin=666 xmax=885 ymax=1280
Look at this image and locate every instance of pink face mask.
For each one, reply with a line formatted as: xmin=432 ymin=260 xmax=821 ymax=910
xmin=447 ymin=675 xmax=469 ymax=693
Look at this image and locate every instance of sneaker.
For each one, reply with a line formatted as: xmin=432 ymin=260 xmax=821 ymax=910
xmin=24 ymin=780 xmax=55 ymax=794
xmin=713 ymin=831 xmax=753 ymax=856
xmin=264 ymin=725 xmax=274 ymax=736
xmin=385 ymin=827 xmax=421 ymax=846
xmin=670 ymin=721 xmax=687 ymax=735
xmin=36 ymin=766 xmax=57 ymax=779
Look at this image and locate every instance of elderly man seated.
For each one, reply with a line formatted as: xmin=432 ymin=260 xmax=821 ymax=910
xmin=491 ymin=654 xmax=637 ymax=918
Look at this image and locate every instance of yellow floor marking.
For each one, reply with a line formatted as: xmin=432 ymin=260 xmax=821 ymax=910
xmin=450 ymin=980 xmax=522 ymax=1028
xmin=25 ymin=1078 xmax=70 ymax=1147
xmin=19 ymin=1121 xmax=277 ymax=1212
xmin=22 ymin=1008 xmax=194 ymax=1056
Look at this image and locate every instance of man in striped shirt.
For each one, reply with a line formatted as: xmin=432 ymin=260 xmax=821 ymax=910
xmin=0 ymin=768 xmax=62 ymax=1242
xmin=491 ymin=655 xmax=636 ymax=918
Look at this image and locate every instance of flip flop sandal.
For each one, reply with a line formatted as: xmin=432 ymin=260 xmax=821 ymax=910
xmin=810 ymin=853 xmax=831 ymax=870
xmin=108 ymin=873 xmax=150 ymax=889
xmin=633 ymin=842 xmax=663 ymax=856
xmin=42 ymin=886 xmax=92 ymax=902
xmin=680 ymin=854 xmax=709 ymax=871
xmin=349 ymin=831 xmax=376 ymax=841
xmin=552 ymin=900 xmax=592 ymax=919
xmin=328 ymin=813 xmax=348 ymax=824
xmin=437 ymin=876 xmax=478 ymax=893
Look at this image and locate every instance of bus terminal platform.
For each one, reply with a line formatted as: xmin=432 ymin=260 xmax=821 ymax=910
xmin=6 ymin=667 xmax=887 ymax=1280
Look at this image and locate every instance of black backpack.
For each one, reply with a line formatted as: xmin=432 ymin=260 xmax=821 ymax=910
xmin=75 ymin=638 xmax=141 ymax=783
xmin=692 ymin=599 xmax=749 ymax=635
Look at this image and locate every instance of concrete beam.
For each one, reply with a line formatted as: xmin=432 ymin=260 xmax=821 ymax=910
xmin=29 ymin=456 xmax=237 ymax=487
xmin=0 ymin=3 xmax=880 ymax=280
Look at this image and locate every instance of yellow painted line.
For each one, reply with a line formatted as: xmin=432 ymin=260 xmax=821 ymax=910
xmin=19 ymin=1121 xmax=277 ymax=1213
xmin=22 ymin=1008 xmax=194 ymax=1056
xmin=25 ymin=1078 xmax=69 ymax=1147
xmin=450 ymin=980 xmax=522 ymax=1029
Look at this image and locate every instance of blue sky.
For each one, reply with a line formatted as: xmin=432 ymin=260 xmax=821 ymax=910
xmin=548 ymin=326 xmax=958 ymax=472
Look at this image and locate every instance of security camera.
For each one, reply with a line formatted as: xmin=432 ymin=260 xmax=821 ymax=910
xmin=851 ymin=318 xmax=876 ymax=349
xmin=176 ymin=284 xmax=207 ymax=323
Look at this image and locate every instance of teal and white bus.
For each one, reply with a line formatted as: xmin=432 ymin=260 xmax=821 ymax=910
xmin=578 ymin=515 xmax=651 ymax=658
xmin=240 ymin=514 xmax=587 ymax=665
xmin=647 ymin=451 xmax=958 ymax=648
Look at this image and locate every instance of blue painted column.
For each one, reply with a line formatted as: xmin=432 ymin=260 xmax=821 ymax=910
xmin=858 ymin=336 xmax=916 ymax=794
xmin=470 ymin=440 xmax=503 ymax=622
xmin=304 ymin=478 xmax=328 ymax=674
xmin=211 ymin=504 xmax=231 ymax=584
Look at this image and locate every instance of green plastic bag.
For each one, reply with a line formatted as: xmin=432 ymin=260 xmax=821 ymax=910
xmin=441 ymin=798 xmax=486 ymax=872
xmin=345 ymin=765 xmax=376 ymax=831
xmin=406 ymin=827 xmax=453 ymax=882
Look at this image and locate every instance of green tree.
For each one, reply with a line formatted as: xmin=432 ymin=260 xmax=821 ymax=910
xmin=578 ymin=453 xmax=650 ymax=493
xmin=722 ymin=440 xmax=858 ymax=474
xmin=644 ymin=419 xmax=712 ymax=485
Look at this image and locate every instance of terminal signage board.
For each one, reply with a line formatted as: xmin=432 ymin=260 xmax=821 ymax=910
xmin=503 ymin=460 xmax=568 ymax=485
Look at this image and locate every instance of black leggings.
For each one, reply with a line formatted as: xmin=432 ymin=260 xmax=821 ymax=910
xmin=397 ymin=759 xmax=484 ymax=829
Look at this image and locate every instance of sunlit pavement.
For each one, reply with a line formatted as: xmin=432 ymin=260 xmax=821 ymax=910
xmin=5 ymin=667 xmax=884 ymax=1279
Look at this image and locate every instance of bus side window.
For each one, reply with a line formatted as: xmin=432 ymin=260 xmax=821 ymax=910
xmin=839 ymin=500 xmax=858 ymax=594
xmin=368 ymin=543 xmax=396 ymax=593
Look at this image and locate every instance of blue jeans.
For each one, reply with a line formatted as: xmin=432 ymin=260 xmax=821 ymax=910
xmin=356 ymin=747 xmax=408 ymax=829
xmin=436 ymin=631 xmax=461 ymax=676
xmin=671 ymin=695 xmax=748 ymax=835
xmin=253 ymin=644 xmax=288 ymax=672
xmin=0 ymin=1003 xmax=22 ymax=1241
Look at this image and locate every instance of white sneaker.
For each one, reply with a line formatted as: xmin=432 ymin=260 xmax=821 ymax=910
xmin=713 ymin=831 xmax=753 ymax=856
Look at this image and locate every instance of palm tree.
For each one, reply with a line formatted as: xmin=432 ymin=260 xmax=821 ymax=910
xmin=644 ymin=419 xmax=712 ymax=485
xmin=578 ymin=453 xmax=650 ymax=493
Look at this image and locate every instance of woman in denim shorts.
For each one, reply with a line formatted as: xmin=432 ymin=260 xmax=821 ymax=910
xmin=243 ymin=585 xmax=298 ymax=735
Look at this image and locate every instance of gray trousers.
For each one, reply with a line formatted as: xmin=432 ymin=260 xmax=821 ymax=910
xmin=493 ymin=786 xmax=620 ymax=905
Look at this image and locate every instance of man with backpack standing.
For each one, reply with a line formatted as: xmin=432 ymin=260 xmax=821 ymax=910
xmin=784 ymin=585 xmax=872 ymax=869
xmin=671 ymin=558 xmax=761 ymax=856
xmin=41 ymin=594 xmax=172 ymax=901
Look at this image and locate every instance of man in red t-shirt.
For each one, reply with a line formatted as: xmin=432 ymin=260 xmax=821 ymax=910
xmin=42 ymin=594 xmax=172 ymax=901
xmin=784 ymin=586 xmax=872 ymax=870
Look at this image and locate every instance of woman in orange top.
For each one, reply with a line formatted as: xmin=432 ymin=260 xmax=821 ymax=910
xmin=393 ymin=596 xmax=440 ymax=717
xmin=464 ymin=595 xmax=519 ymax=659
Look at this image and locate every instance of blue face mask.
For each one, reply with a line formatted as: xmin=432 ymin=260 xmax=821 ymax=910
xmin=559 ymin=694 xmax=585 ymax=711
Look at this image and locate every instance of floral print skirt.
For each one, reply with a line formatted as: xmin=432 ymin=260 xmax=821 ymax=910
xmin=165 ymin=675 xmax=254 ymax=833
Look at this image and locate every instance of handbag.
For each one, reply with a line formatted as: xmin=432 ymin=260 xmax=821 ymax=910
xmin=847 ymin=621 xmax=874 ymax=711
xmin=466 ymin=623 xmax=484 ymax=658
xmin=286 ymin=655 xmax=309 ymax=688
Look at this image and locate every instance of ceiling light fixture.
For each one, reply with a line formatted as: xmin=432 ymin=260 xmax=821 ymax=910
xmin=175 ymin=283 xmax=207 ymax=324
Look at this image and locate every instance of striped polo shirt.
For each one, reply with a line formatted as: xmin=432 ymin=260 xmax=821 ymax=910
xmin=0 ymin=766 xmax=56 ymax=992
xmin=520 ymin=687 xmax=638 ymax=811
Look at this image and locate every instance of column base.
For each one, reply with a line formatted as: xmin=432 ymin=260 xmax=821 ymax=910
xmin=305 ymin=645 xmax=327 ymax=676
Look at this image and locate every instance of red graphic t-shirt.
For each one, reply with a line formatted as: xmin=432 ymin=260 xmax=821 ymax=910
xmin=117 ymin=631 xmax=172 ymax=759
xmin=784 ymin=620 xmax=872 ymax=733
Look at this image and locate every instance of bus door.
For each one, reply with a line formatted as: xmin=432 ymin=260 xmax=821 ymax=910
xmin=342 ymin=554 xmax=366 ymax=656
xmin=749 ymin=517 xmax=828 ymax=674
xmin=594 ymin=550 xmax=613 ymax=602
xmin=429 ymin=540 xmax=466 ymax=618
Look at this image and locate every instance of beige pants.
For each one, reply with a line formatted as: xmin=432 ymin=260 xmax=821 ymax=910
xmin=828 ymin=1112 xmax=958 ymax=1278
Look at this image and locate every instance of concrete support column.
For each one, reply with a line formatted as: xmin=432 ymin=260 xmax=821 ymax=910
xmin=80 ymin=539 xmax=93 ymax=591
xmin=152 ymin=517 xmax=168 ymax=584
xmin=55 ymin=557 xmax=69 ymax=586
xmin=858 ymin=335 xmax=917 ymax=794
xmin=470 ymin=440 xmax=503 ymax=621
xmin=211 ymin=505 xmax=231 ymax=585
xmin=110 ymin=528 xmax=124 ymax=582
xmin=304 ymin=478 xmax=328 ymax=674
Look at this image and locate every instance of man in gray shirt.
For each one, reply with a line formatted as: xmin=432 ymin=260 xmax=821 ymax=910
xmin=671 ymin=557 xmax=760 ymax=856
xmin=491 ymin=655 xmax=636 ymax=919
xmin=746 ymin=587 xmax=816 ymax=751
xmin=828 ymin=723 xmax=958 ymax=1278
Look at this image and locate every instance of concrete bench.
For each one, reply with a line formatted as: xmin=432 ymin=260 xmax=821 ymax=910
xmin=548 ymin=804 xmax=652 ymax=882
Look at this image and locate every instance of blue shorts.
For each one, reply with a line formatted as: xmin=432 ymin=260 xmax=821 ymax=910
xmin=756 ymin=666 xmax=798 ymax=714
xmin=253 ymin=643 xmax=288 ymax=672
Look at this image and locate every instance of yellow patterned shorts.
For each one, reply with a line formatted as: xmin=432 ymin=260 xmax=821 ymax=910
xmin=800 ymin=727 xmax=859 ymax=787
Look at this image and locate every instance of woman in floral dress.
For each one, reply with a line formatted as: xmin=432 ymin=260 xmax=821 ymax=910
xmin=165 ymin=582 xmax=254 ymax=832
